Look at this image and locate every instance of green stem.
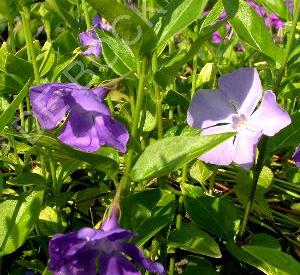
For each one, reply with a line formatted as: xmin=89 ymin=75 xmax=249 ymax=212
xmin=237 ymin=137 xmax=267 ymax=240
xmin=152 ymin=55 xmax=163 ymax=139
xmin=122 ymin=57 xmax=148 ymax=195
xmin=82 ymin=0 xmax=92 ymax=29
xmin=8 ymin=20 xmax=15 ymax=54
xmin=191 ymin=26 xmax=199 ymax=98
xmin=274 ymin=0 xmax=300 ymax=92
xmin=21 ymin=6 xmax=40 ymax=84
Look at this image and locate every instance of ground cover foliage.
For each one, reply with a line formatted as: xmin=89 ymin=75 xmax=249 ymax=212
xmin=0 ymin=0 xmax=300 ymax=274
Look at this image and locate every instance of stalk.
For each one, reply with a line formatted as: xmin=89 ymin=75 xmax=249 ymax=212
xmin=274 ymin=0 xmax=300 ymax=92
xmin=152 ymin=55 xmax=163 ymax=139
xmin=122 ymin=57 xmax=148 ymax=195
xmin=237 ymin=137 xmax=267 ymax=240
xmin=82 ymin=0 xmax=92 ymax=29
xmin=7 ymin=20 xmax=15 ymax=54
xmin=20 ymin=5 xmax=40 ymax=84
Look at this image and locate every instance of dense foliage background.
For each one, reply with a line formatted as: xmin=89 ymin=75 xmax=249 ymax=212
xmin=0 ymin=0 xmax=299 ymax=274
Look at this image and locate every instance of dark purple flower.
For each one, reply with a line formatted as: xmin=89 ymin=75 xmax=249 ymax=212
xmin=93 ymin=15 xmax=112 ymax=32
xmin=30 ymin=83 xmax=129 ymax=153
xmin=293 ymin=147 xmax=300 ymax=167
xmin=188 ymin=68 xmax=291 ymax=169
xmin=48 ymin=208 xmax=165 ymax=275
xmin=79 ymin=29 xmax=102 ymax=57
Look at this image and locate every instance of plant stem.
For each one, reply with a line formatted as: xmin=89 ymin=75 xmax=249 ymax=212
xmin=237 ymin=137 xmax=267 ymax=240
xmin=152 ymin=55 xmax=163 ymax=139
xmin=274 ymin=0 xmax=300 ymax=92
xmin=21 ymin=6 xmax=40 ymax=84
xmin=7 ymin=20 xmax=15 ymax=54
xmin=122 ymin=57 xmax=148 ymax=195
xmin=82 ymin=0 xmax=92 ymax=29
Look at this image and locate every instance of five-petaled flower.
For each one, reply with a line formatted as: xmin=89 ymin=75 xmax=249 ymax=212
xmin=48 ymin=208 xmax=165 ymax=275
xmin=293 ymin=146 xmax=300 ymax=167
xmin=188 ymin=68 xmax=291 ymax=169
xmin=79 ymin=15 xmax=112 ymax=57
xmin=30 ymin=83 xmax=129 ymax=153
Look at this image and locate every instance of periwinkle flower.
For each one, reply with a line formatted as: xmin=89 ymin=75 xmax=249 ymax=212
xmin=293 ymin=147 xmax=300 ymax=167
xmin=188 ymin=68 xmax=291 ymax=169
xmin=79 ymin=15 xmax=112 ymax=57
xmin=30 ymin=83 xmax=129 ymax=153
xmin=48 ymin=208 xmax=165 ymax=275
xmin=79 ymin=29 xmax=102 ymax=57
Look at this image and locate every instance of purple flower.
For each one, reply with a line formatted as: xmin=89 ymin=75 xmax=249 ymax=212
xmin=30 ymin=83 xmax=129 ymax=153
xmin=293 ymin=147 xmax=300 ymax=167
xmin=48 ymin=208 xmax=165 ymax=275
xmin=93 ymin=15 xmax=112 ymax=32
xmin=79 ymin=15 xmax=112 ymax=57
xmin=79 ymin=29 xmax=102 ymax=57
xmin=187 ymin=68 xmax=291 ymax=169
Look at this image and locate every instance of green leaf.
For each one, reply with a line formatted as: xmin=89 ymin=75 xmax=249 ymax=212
xmin=37 ymin=41 xmax=56 ymax=77
xmin=222 ymin=0 xmax=284 ymax=63
xmin=169 ymin=223 xmax=221 ymax=258
xmin=152 ymin=0 xmax=208 ymax=48
xmin=265 ymin=113 xmax=300 ymax=158
xmin=0 ymin=79 xmax=31 ymax=132
xmin=183 ymin=183 xmax=240 ymax=240
xmin=5 ymin=54 xmax=34 ymax=82
xmin=190 ymin=160 xmax=213 ymax=184
xmin=243 ymin=246 xmax=300 ymax=275
xmin=155 ymin=20 xmax=226 ymax=88
xmin=0 ymin=0 xmax=18 ymax=21
xmin=251 ymin=233 xmax=281 ymax=250
xmin=86 ymin=0 xmax=157 ymax=55
xmin=261 ymin=0 xmax=289 ymax=19
xmin=235 ymin=167 xmax=273 ymax=218
xmin=131 ymin=133 xmax=233 ymax=181
xmin=97 ymin=31 xmax=137 ymax=76
xmin=0 ymin=189 xmax=44 ymax=256
xmin=121 ymin=189 xmax=175 ymax=246
xmin=7 ymin=173 xmax=47 ymax=188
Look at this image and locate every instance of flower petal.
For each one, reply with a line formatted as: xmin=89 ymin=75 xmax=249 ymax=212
xmin=199 ymin=137 xmax=235 ymax=166
xmin=219 ymin=68 xmax=262 ymax=116
xmin=232 ymin=129 xmax=262 ymax=169
xmin=58 ymin=105 xmax=102 ymax=152
xmin=100 ymin=253 xmax=140 ymax=275
xmin=91 ymin=87 xmax=109 ymax=100
xmin=121 ymin=243 xmax=165 ymax=275
xmin=293 ymin=146 xmax=300 ymax=167
xmin=79 ymin=29 xmax=102 ymax=57
xmin=30 ymin=83 xmax=72 ymax=129
xmin=249 ymin=91 xmax=291 ymax=136
xmin=187 ymin=89 xmax=233 ymax=129
xmin=95 ymin=115 xmax=129 ymax=153
xmin=102 ymin=207 xmax=120 ymax=231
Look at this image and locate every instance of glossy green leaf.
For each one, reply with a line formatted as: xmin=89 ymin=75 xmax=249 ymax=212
xmin=183 ymin=183 xmax=240 ymax=240
xmin=155 ymin=20 xmax=226 ymax=88
xmin=86 ymin=0 xmax=157 ymax=55
xmin=190 ymin=160 xmax=213 ymax=184
xmin=222 ymin=0 xmax=284 ymax=63
xmin=261 ymin=0 xmax=289 ymax=19
xmin=131 ymin=133 xmax=233 ymax=181
xmin=152 ymin=0 xmax=208 ymax=47
xmin=0 ymin=189 xmax=44 ymax=256
xmin=5 ymin=54 xmax=34 ymax=82
xmin=0 ymin=79 xmax=31 ymax=132
xmin=97 ymin=31 xmax=137 ymax=76
xmin=243 ymin=246 xmax=300 ymax=275
xmin=121 ymin=189 xmax=175 ymax=246
xmin=7 ymin=173 xmax=47 ymax=187
xmin=169 ymin=223 xmax=221 ymax=258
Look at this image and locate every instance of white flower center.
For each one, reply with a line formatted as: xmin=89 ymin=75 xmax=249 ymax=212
xmin=231 ymin=113 xmax=248 ymax=131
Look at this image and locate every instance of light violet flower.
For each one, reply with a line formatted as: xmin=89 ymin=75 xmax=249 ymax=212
xmin=30 ymin=83 xmax=129 ymax=153
xmin=187 ymin=68 xmax=291 ymax=169
xmin=48 ymin=208 xmax=165 ymax=275
xmin=293 ymin=147 xmax=300 ymax=167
